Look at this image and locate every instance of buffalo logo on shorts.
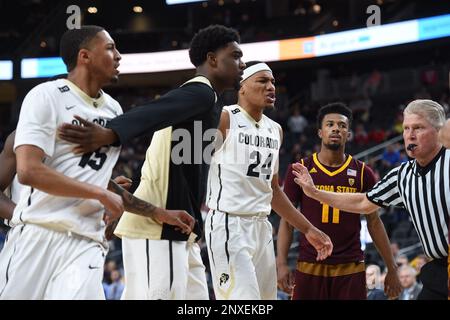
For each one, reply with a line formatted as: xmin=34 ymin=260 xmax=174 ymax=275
xmin=219 ymin=273 xmax=230 ymax=286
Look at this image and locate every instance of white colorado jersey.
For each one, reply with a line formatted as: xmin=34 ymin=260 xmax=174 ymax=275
xmin=12 ymin=79 xmax=122 ymax=244
xmin=206 ymin=105 xmax=281 ymax=216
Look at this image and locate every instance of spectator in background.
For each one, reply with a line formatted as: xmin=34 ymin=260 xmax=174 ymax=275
xmin=103 ymin=260 xmax=118 ymax=285
xmin=438 ymin=92 xmax=449 ymax=115
xmin=366 ymin=264 xmax=388 ymax=300
xmin=349 ymin=94 xmax=372 ymax=123
xmin=396 ymin=254 xmax=409 ymax=267
xmin=390 ymin=242 xmax=400 ymax=261
xmin=369 ymin=127 xmax=386 ymax=144
xmin=104 ymin=270 xmax=125 ymax=300
xmin=353 ymin=123 xmax=369 ymax=145
xmin=363 ymin=69 xmax=382 ymax=97
xmin=287 ymin=107 xmax=308 ymax=142
xmin=398 ymin=150 xmax=409 ymax=163
xmin=391 ymin=112 xmax=404 ymax=136
xmin=381 ymin=144 xmax=401 ymax=168
xmin=421 ymin=64 xmax=438 ymax=88
xmin=398 ymin=265 xmax=422 ymax=300
xmin=410 ymin=254 xmax=429 ymax=283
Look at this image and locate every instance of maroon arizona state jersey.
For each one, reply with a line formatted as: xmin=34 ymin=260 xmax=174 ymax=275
xmin=284 ymin=153 xmax=376 ymax=264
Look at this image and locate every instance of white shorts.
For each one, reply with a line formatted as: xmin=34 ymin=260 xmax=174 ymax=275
xmin=0 ymin=224 xmax=106 ymax=300
xmin=120 ymin=238 xmax=209 ymax=300
xmin=205 ymin=210 xmax=277 ymax=300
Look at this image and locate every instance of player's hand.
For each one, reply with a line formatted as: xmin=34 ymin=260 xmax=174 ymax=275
xmin=292 ymin=163 xmax=317 ymax=198
xmin=154 ymin=208 xmax=195 ymax=234
xmin=304 ymin=226 xmax=333 ymax=261
xmin=112 ymin=175 xmax=132 ymax=191
xmin=277 ymin=262 xmax=294 ymax=293
xmin=99 ymin=190 xmax=124 ymax=224
xmin=57 ymin=115 xmax=116 ymax=154
xmin=384 ymin=268 xmax=402 ymax=299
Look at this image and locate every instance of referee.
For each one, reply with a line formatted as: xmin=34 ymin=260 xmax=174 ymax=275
xmin=292 ymin=99 xmax=449 ymax=300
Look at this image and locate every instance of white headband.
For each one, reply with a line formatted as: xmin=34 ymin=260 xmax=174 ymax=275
xmin=240 ymin=62 xmax=272 ymax=83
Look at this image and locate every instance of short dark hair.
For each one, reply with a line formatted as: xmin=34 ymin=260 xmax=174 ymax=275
xmin=189 ymin=25 xmax=240 ymax=67
xmin=317 ymin=102 xmax=353 ymax=128
xmin=60 ymin=25 xmax=105 ymax=72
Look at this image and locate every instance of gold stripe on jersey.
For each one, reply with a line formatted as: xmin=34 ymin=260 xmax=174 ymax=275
xmin=114 ymin=126 xmax=172 ymax=239
xmin=182 ymin=76 xmax=217 ymax=103
xmin=360 ymin=162 xmax=365 ymax=192
xmin=297 ymin=261 xmax=365 ymax=277
xmin=63 ymin=79 xmax=105 ymax=108
xmin=312 ymin=153 xmax=353 ymax=177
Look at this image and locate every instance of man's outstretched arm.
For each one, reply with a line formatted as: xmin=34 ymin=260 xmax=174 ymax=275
xmin=58 ymin=83 xmax=215 ymax=153
xmin=292 ymin=162 xmax=380 ymax=214
xmin=271 ymin=173 xmax=333 ymax=261
xmin=107 ymin=179 xmax=195 ymax=234
xmin=366 ymin=212 xmax=402 ymax=299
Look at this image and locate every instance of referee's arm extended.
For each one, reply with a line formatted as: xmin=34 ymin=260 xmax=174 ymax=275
xmin=291 ymin=162 xmax=380 ymax=214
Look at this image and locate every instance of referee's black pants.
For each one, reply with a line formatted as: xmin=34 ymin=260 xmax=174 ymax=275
xmin=417 ymin=258 xmax=447 ymax=300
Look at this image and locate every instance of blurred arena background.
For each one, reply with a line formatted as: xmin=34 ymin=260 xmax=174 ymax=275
xmin=0 ymin=0 xmax=449 ymax=300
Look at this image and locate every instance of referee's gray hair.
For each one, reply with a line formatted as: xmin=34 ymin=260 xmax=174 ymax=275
xmin=404 ymin=99 xmax=446 ymax=130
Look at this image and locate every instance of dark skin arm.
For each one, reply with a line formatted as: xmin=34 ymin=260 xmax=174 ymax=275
xmin=58 ymin=83 xmax=216 ymax=153
xmin=0 ymin=131 xmax=17 ymax=220
xmin=107 ymin=179 xmax=195 ymax=234
xmin=366 ymin=212 xmax=402 ymax=299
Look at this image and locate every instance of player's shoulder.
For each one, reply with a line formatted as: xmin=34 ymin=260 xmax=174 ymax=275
xmin=262 ymin=114 xmax=282 ymax=130
xmin=178 ymin=76 xmax=216 ymax=102
xmin=180 ymin=76 xmax=215 ymax=93
xmin=223 ymin=104 xmax=240 ymax=113
xmin=347 ymin=155 xmax=369 ymax=172
xmin=101 ymin=91 xmax=123 ymax=114
xmin=350 ymin=156 xmax=366 ymax=169
xmin=300 ymin=154 xmax=314 ymax=167
xmin=28 ymin=79 xmax=67 ymax=97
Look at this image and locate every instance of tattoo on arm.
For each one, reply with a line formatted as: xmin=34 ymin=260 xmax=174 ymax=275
xmin=108 ymin=179 xmax=158 ymax=218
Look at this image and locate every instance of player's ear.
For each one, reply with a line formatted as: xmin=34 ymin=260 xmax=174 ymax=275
xmin=346 ymin=130 xmax=354 ymax=142
xmin=206 ymin=52 xmax=217 ymax=67
xmin=78 ymin=48 xmax=90 ymax=66
xmin=239 ymin=83 xmax=245 ymax=95
xmin=318 ymin=128 xmax=322 ymax=139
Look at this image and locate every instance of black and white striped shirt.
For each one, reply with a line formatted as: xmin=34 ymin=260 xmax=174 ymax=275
xmin=367 ymin=147 xmax=449 ymax=259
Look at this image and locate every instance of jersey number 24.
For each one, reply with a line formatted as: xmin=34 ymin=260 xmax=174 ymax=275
xmin=246 ymin=151 xmax=273 ymax=180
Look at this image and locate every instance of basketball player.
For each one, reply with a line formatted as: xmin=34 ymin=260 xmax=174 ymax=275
xmin=277 ymin=103 xmax=401 ymax=299
xmin=58 ymin=24 xmax=246 ymax=299
xmin=205 ymin=61 xmax=333 ymax=300
xmin=0 ymin=132 xmax=185 ymax=241
xmin=0 ymin=26 xmax=193 ymax=299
